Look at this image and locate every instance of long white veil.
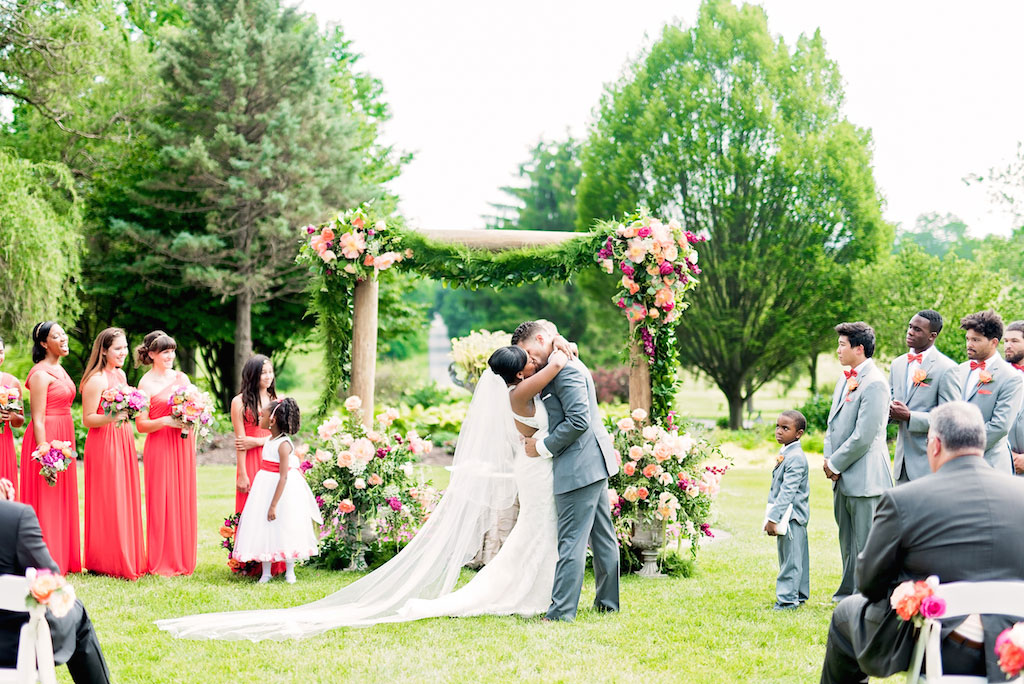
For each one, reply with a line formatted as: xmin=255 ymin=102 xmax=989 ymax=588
xmin=156 ymin=369 xmax=519 ymax=641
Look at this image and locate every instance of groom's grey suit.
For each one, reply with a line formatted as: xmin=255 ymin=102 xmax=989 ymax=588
xmin=537 ymin=358 xmax=620 ymax=621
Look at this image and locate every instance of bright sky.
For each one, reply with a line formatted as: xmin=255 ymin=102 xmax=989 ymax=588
xmin=305 ymin=0 xmax=1024 ymax=236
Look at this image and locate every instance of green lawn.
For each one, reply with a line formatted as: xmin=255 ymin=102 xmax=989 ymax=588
xmin=57 ymin=449 xmax=905 ymax=683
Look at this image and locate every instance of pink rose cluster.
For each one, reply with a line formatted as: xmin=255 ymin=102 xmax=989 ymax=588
xmin=997 ymin=623 xmax=1024 ymax=678
xmin=302 ymin=206 xmax=412 ymax=278
xmin=890 ymin=579 xmax=945 ymax=625
xmin=25 ymin=568 xmax=76 ymax=618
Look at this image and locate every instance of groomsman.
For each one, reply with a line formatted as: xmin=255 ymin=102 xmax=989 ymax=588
xmin=1003 ymin=320 xmax=1024 ymax=474
xmin=823 ymin=322 xmax=893 ymax=602
xmin=888 ymin=310 xmax=961 ymax=483
xmin=959 ymin=310 xmax=1023 ymax=473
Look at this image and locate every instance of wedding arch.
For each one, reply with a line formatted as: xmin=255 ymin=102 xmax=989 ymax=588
xmin=297 ymin=203 xmax=706 ymax=426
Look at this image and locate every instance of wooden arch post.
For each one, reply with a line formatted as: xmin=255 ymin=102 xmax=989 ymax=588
xmin=347 ymin=228 xmax=653 ymax=426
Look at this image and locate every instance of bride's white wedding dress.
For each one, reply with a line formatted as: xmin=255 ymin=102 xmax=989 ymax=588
xmin=156 ymin=370 xmax=557 ymax=641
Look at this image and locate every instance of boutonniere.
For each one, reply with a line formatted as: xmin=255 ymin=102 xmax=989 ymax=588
xmin=911 ymin=368 xmax=930 ymax=387
xmin=978 ymin=370 xmax=993 ymax=385
xmin=845 ymin=379 xmax=859 ymax=401
xmin=775 ymin=453 xmax=785 ymax=467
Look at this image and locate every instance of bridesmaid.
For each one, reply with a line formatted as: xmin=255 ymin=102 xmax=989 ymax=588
xmin=135 ymin=330 xmax=197 ymax=576
xmin=0 ymin=336 xmax=26 ymax=499
xmin=231 ymin=355 xmax=276 ymax=513
xmin=81 ymin=328 xmax=147 ymax=579
xmin=19 ymin=321 xmax=81 ymax=574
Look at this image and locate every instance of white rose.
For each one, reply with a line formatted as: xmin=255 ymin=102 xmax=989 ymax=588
xmin=354 ymin=478 xmax=366 ymax=490
xmin=323 ymin=478 xmax=339 ymax=490
xmin=344 ymin=396 xmax=362 ymax=411
xmin=630 ymin=408 xmax=648 ymax=422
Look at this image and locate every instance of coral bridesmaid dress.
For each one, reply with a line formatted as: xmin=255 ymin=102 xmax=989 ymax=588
xmin=84 ymin=369 xmax=147 ymax=579
xmin=0 ymin=371 xmax=20 ymax=500
xmin=19 ymin=363 xmax=81 ymax=574
xmin=143 ymin=372 xmax=197 ymax=576
xmin=235 ymin=409 xmax=271 ymax=514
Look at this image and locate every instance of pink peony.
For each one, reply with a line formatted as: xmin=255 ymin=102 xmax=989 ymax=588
xmin=338 ymin=231 xmax=366 ymax=259
xmin=617 ymin=417 xmax=635 ymax=432
xmin=350 ymin=438 xmax=375 ymax=464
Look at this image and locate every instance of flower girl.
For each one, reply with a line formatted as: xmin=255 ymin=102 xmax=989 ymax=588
xmin=232 ymin=398 xmax=322 ymax=584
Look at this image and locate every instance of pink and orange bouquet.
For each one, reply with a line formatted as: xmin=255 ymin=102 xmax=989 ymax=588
xmin=167 ymin=384 xmax=215 ymax=441
xmin=0 ymin=385 xmax=22 ymax=435
xmin=299 ymin=204 xmax=411 ymax=281
xmin=889 ymin=579 xmax=946 ymax=626
xmin=219 ymin=513 xmax=261 ymax=577
xmin=31 ymin=440 xmax=75 ymax=486
xmin=100 ymin=384 xmax=149 ymax=427
xmin=24 ymin=567 xmax=76 ymax=618
xmin=996 ymin=623 xmax=1024 ymax=679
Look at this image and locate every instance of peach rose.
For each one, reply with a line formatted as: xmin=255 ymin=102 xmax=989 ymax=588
xmin=315 ymin=448 xmax=333 ymax=463
xmin=912 ymin=368 xmax=928 ymax=385
xmin=219 ymin=525 xmax=234 ymax=539
xmin=642 ymin=463 xmax=659 ymax=479
xmin=336 ymin=451 xmax=354 ymax=468
xmin=636 ymin=486 xmax=649 ymax=500
xmin=631 ymin=408 xmax=647 ymax=421
xmin=48 ymin=584 xmax=75 ymax=618
xmin=642 ymin=426 xmax=660 ymax=442
xmin=628 ymin=445 xmax=644 ymax=461
xmin=338 ymin=231 xmax=366 ymax=259
xmin=623 ymin=461 xmax=637 ymax=476
xmin=354 ymin=478 xmax=366 ymax=490
xmin=30 ymin=571 xmax=60 ymax=604
xmin=344 ymin=396 xmax=362 ymax=411
xmin=350 ymin=438 xmax=375 ymax=463
xmin=368 ymin=473 xmax=383 ymax=486
xmin=338 ymin=499 xmax=355 ymax=514
xmin=617 ymin=417 xmax=635 ymax=432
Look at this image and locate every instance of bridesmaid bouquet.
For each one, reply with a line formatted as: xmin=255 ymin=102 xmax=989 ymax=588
xmin=0 ymin=385 xmax=21 ymax=434
xmin=31 ymin=440 xmax=76 ymax=486
xmin=167 ymin=384 xmax=215 ymax=441
xmin=100 ymin=384 xmax=149 ymax=427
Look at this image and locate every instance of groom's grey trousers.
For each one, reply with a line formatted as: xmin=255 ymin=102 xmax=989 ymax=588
xmin=548 ymin=478 xmax=620 ymax=621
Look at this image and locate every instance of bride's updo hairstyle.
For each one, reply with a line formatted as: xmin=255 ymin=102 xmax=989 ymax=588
xmin=135 ymin=330 xmax=177 ymax=367
xmin=488 ymin=345 xmax=528 ymax=385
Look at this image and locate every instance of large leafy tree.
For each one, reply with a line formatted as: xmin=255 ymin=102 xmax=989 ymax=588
xmin=577 ymin=0 xmax=891 ymax=427
xmin=127 ymin=0 xmax=368 ymax=390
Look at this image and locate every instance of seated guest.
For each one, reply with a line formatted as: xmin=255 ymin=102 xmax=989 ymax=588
xmin=820 ymin=402 xmax=1024 ymax=683
xmin=0 ymin=478 xmax=111 ymax=683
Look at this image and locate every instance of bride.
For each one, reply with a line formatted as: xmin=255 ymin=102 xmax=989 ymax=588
xmin=156 ymin=340 xmax=574 ymax=641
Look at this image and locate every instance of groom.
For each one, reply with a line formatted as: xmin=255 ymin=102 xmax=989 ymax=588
xmin=513 ymin=320 xmax=620 ymax=622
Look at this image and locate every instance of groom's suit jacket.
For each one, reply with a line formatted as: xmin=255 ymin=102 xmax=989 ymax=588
xmin=540 ymin=358 xmax=616 ymax=495
xmin=841 ymin=456 xmax=1024 ymax=679
xmin=824 ymin=359 xmax=893 ymax=497
xmin=889 ymin=348 xmax=961 ymax=482
xmin=958 ymin=354 xmax=1023 ymax=473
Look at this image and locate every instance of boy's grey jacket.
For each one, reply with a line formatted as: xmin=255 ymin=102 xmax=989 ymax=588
xmin=768 ymin=441 xmax=809 ymax=526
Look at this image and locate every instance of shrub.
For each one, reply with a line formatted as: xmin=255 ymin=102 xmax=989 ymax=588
xmin=591 ymin=365 xmax=629 ymax=403
xmin=799 ymin=393 xmax=833 ymax=433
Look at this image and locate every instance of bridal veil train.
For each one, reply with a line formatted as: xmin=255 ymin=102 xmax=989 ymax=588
xmin=156 ymin=370 xmax=522 ymax=641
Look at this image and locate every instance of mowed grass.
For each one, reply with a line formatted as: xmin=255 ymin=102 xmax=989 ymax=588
xmin=55 ymin=447 xmax=903 ymax=683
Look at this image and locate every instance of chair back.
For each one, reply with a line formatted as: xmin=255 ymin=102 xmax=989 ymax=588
xmin=0 ymin=573 xmax=57 ymax=684
xmin=906 ymin=577 xmax=1024 ymax=684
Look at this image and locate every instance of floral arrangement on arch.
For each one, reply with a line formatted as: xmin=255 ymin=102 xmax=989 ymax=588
xmin=299 ymin=204 xmax=411 ymax=280
xmin=449 ymin=329 xmax=511 ymax=390
xmin=606 ymin=408 xmax=726 ymax=560
xmin=304 ymin=396 xmax=438 ymax=570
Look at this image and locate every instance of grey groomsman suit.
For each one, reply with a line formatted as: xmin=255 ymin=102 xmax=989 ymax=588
xmin=959 ymin=354 xmax=1024 ymax=473
xmin=537 ymin=358 xmax=620 ymax=621
xmin=1006 ymin=364 xmax=1024 ymax=474
xmin=820 ymin=456 xmax=1024 ymax=683
xmin=824 ymin=358 xmax=893 ymax=600
xmin=889 ymin=347 xmax=961 ymax=482
xmin=767 ymin=440 xmax=810 ymax=607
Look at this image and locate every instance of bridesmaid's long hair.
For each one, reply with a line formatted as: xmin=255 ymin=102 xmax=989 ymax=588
xmin=80 ymin=327 xmax=127 ymax=392
xmin=134 ymin=330 xmax=176 ymax=367
xmin=30 ymin=321 xmax=57 ymax=364
xmin=240 ymin=354 xmax=276 ymax=424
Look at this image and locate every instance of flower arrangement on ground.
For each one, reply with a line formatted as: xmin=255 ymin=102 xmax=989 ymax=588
xmin=594 ymin=211 xmax=706 ymax=420
xmin=996 ymin=622 xmax=1024 ymax=680
xmin=100 ymin=384 xmax=149 ymax=427
xmin=449 ymin=329 xmax=510 ymax=390
xmin=218 ymin=513 xmax=261 ymax=577
xmin=25 ymin=567 xmax=76 ymax=617
xmin=300 ymin=204 xmax=410 ymax=280
xmin=0 ymin=385 xmax=21 ymax=434
xmin=607 ymin=408 xmax=726 ymax=569
xmin=31 ymin=440 xmax=76 ymax=486
xmin=167 ymin=384 xmax=215 ymax=441
xmin=304 ymin=396 xmax=436 ymax=570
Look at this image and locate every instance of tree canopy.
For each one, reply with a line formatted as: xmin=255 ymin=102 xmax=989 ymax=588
xmin=577 ymin=0 xmax=891 ymax=427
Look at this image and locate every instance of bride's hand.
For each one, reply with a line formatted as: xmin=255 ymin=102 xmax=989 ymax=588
xmin=548 ymin=349 xmax=569 ymax=368
xmin=552 ymin=335 xmax=579 ymax=359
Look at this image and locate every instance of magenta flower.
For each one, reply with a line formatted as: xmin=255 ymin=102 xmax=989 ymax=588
xmin=387 ymin=497 xmax=403 ymax=512
xmin=659 ymin=261 xmax=674 ymax=275
xmin=620 ymin=262 xmax=635 ymax=277
xmin=919 ymin=596 xmax=946 ymax=619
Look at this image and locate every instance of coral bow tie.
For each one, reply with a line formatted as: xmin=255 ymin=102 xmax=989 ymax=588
xmin=1014 ymin=363 xmax=1024 ymax=372
xmin=970 ymin=360 xmax=986 ymax=371
xmin=907 ymin=353 xmax=923 ymax=363
xmin=844 ymin=369 xmax=858 ymax=380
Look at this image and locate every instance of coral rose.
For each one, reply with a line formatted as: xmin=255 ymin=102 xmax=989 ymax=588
xmin=29 ymin=571 xmax=60 ymax=603
xmin=338 ymin=499 xmax=355 ymax=514
xmin=623 ymin=461 xmax=637 ymax=476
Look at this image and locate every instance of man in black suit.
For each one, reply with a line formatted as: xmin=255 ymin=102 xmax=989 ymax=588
xmin=0 ymin=480 xmax=111 ymax=683
xmin=820 ymin=402 xmax=1024 ymax=683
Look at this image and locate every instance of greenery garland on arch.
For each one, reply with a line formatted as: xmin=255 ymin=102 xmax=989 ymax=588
xmin=298 ymin=204 xmax=705 ymax=422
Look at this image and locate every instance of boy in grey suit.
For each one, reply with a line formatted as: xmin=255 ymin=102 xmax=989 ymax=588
xmin=888 ymin=310 xmax=961 ymax=482
xmin=515 ymin=321 xmax=620 ymax=622
xmin=958 ymin=311 xmax=1023 ymax=473
xmin=823 ymin=322 xmax=893 ymax=602
xmin=764 ymin=410 xmax=809 ymax=610
xmin=1002 ymin=320 xmax=1024 ymax=475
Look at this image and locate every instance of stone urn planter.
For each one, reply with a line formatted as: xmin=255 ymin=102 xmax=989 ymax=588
xmin=344 ymin=514 xmax=378 ymax=571
xmin=631 ymin=518 xmax=666 ymax=578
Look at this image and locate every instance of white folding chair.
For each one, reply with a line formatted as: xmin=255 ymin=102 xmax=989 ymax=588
xmin=0 ymin=572 xmax=57 ymax=684
xmin=905 ymin=576 xmax=1024 ymax=684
